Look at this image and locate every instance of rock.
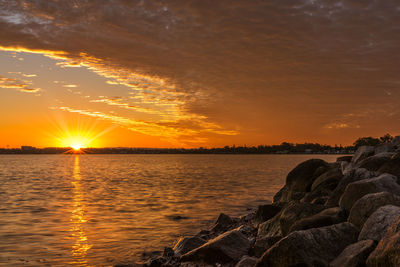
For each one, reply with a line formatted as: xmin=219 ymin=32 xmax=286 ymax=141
xmin=255 ymin=222 xmax=359 ymax=267
xmin=391 ymin=136 xmax=400 ymax=146
xmin=348 ymin=192 xmax=400 ymax=229
xmin=339 ymin=174 xmax=400 ymax=212
xmin=311 ymin=166 xmax=343 ymax=192
xmin=279 ymin=159 xmax=329 ymax=202
xmin=273 ymin=186 xmax=287 ymax=203
xmin=235 ymin=256 xmax=258 ymax=267
xmin=251 ymin=236 xmax=282 ymax=257
xmin=257 ymin=212 xmax=282 ymax=239
xmin=366 ymin=214 xmax=400 ymax=266
xmin=330 ymin=239 xmax=376 ymax=267
xmin=326 ymin=168 xmax=378 ymax=207
xmin=359 ymin=205 xmax=400 ymax=242
xmin=357 ymin=153 xmax=394 ymax=171
xmin=352 ymin=146 xmax=375 ymax=164
xmin=375 ymin=143 xmax=396 ymax=154
xmin=181 ymin=228 xmax=251 ymax=264
xmin=173 ymin=237 xmax=206 ymax=256
xmin=289 ymin=207 xmax=346 ymax=233
xmin=311 ymin=196 xmax=329 ymax=205
xmin=211 ymin=213 xmax=234 ymax=232
xmin=254 ymin=204 xmax=281 ymax=226
xmin=337 ymin=155 xmax=353 ymax=162
xmin=377 ymin=154 xmax=400 ymax=182
xmin=279 ymin=202 xmax=325 ymax=236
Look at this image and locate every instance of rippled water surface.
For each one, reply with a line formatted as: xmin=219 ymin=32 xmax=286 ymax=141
xmin=0 ymin=154 xmax=340 ymax=266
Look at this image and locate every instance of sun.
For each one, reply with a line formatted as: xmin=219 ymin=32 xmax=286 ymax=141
xmin=71 ymin=143 xmax=83 ymax=151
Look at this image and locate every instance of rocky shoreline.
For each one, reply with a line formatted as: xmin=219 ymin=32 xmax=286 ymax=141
xmin=119 ymin=137 xmax=400 ymax=267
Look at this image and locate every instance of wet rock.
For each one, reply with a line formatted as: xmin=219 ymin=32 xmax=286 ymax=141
xmin=366 ymin=214 xmax=400 ymax=266
xmin=352 ymin=146 xmax=375 ymax=164
xmin=250 ymin=236 xmax=282 ymax=257
xmin=359 ymin=205 xmax=400 ymax=242
xmin=339 ymin=173 xmax=400 ymax=212
xmin=235 ymin=256 xmax=258 ymax=267
xmin=330 ymin=239 xmax=376 ymax=267
xmin=289 ymin=207 xmax=346 ymax=233
xmin=348 ymin=192 xmax=400 ymax=229
xmin=253 ymin=204 xmax=281 ymax=226
xmin=173 ymin=237 xmax=206 ymax=256
xmin=357 ymin=152 xmax=394 ymax=171
xmin=255 ymin=222 xmax=359 ymax=267
xmin=181 ymin=228 xmax=251 ymax=264
xmin=279 ymin=202 xmax=325 ymax=235
xmin=337 ymin=156 xmax=353 ymax=162
xmin=326 ymin=168 xmax=377 ymax=207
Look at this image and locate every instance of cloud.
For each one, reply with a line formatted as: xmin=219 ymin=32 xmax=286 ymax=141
xmin=0 ymin=74 xmax=40 ymax=93
xmin=1 ymin=1 xmax=400 ymax=144
xmin=62 ymin=84 xmax=78 ymax=88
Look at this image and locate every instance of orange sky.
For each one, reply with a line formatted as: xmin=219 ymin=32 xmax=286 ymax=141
xmin=0 ymin=1 xmax=399 ymax=148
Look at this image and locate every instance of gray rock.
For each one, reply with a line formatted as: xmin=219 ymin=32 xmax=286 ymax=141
xmin=326 ymin=168 xmax=378 ymax=207
xmin=359 ymin=205 xmax=400 ymax=242
xmin=211 ymin=213 xmax=234 ymax=232
xmin=173 ymin=237 xmax=206 ymax=256
xmin=311 ymin=166 xmax=343 ymax=192
xmin=279 ymin=159 xmax=329 ymax=202
xmin=357 ymin=153 xmax=394 ymax=171
xmin=375 ymin=143 xmax=396 ymax=154
xmin=348 ymin=192 xmax=400 ymax=229
xmin=330 ymin=239 xmax=376 ymax=267
xmin=279 ymin=202 xmax=325 ymax=236
xmin=391 ymin=136 xmax=400 ymax=146
xmin=181 ymin=228 xmax=251 ymax=264
xmin=352 ymin=146 xmax=375 ymax=164
xmin=289 ymin=207 xmax=346 ymax=233
xmin=253 ymin=204 xmax=281 ymax=226
xmin=251 ymin=236 xmax=282 ymax=257
xmin=337 ymin=156 xmax=353 ymax=162
xmin=339 ymin=173 xmax=400 ymax=212
xmin=257 ymin=212 xmax=282 ymax=239
xmin=366 ymin=214 xmax=400 ymax=266
xmin=235 ymin=256 xmax=258 ymax=267
xmin=377 ymin=154 xmax=400 ymax=182
xmin=255 ymin=222 xmax=359 ymax=267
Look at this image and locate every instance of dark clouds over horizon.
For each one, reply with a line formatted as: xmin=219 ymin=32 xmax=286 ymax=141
xmin=1 ymin=0 xmax=400 ymax=145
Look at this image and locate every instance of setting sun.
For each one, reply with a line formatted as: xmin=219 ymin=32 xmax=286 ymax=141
xmin=71 ymin=143 xmax=83 ymax=151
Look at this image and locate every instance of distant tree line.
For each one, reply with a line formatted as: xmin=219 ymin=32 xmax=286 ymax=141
xmin=0 ymin=134 xmax=395 ymax=154
xmin=353 ymin=133 xmax=393 ymax=148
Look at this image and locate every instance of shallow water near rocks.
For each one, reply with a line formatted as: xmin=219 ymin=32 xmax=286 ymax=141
xmin=0 ymin=154 xmax=340 ymax=266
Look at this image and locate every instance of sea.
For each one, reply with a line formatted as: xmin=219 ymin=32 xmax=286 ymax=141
xmin=0 ymin=154 xmax=341 ymax=266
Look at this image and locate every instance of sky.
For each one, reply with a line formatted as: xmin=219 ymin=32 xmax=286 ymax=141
xmin=0 ymin=0 xmax=399 ymax=148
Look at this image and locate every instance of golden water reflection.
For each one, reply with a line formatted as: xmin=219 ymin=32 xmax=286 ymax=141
xmin=70 ymin=156 xmax=92 ymax=266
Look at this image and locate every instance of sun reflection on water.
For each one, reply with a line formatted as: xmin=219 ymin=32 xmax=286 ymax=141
xmin=70 ymin=156 xmax=92 ymax=266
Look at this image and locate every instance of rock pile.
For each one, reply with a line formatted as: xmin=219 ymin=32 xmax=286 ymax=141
xmin=120 ymin=138 xmax=400 ymax=267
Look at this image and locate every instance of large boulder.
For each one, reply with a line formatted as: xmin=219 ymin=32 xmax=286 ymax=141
xmin=311 ymin=166 xmax=343 ymax=192
xmin=391 ymin=136 xmax=400 ymax=147
xmin=279 ymin=202 xmax=325 ymax=236
xmin=375 ymin=143 xmax=396 ymax=154
xmin=235 ymin=256 xmax=258 ymax=267
xmin=326 ymin=168 xmax=378 ymax=207
xmin=337 ymin=155 xmax=353 ymax=162
xmin=357 ymin=152 xmax=394 ymax=171
xmin=181 ymin=228 xmax=251 ymax=264
xmin=173 ymin=236 xmax=206 ymax=256
xmin=253 ymin=204 xmax=281 ymax=226
xmin=255 ymin=222 xmax=359 ymax=267
xmin=250 ymin=236 xmax=282 ymax=257
xmin=258 ymin=212 xmax=282 ymax=239
xmin=377 ymin=153 xmax=400 ymax=182
xmin=348 ymin=192 xmax=400 ymax=229
xmin=278 ymin=159 xmax=329 ymax=202
xmin=352 ymin=146 xmax=375 ymax=164
xmin=330 ymin=239 xmax=376 ymax=267
xmin=339 ymin=174 xmax=400 ymax=212
xmin=359 ymin=205 xmax=400 ymax=242
xmin=211 ymin=213 xmax=235 ymax=233
xmin=366 ymin=214 xmax=400 ymax=266
xmin=289 ymin=207 xmax=346 ymax=233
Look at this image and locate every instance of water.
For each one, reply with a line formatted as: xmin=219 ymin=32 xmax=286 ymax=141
xmin=0 ymin=154 xmax=340 ymax=266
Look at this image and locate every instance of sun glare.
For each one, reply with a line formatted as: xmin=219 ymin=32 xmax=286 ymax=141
xmin=71 ymin=143 xmax=83 ymax=150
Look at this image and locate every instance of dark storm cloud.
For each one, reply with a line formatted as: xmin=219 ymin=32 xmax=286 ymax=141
xmin=1 ymin=0 xmax=400 ymax=144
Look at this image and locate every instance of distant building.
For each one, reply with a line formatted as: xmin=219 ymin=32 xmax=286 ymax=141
xmin=21 ymin=146 xmax=36 ymax=150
